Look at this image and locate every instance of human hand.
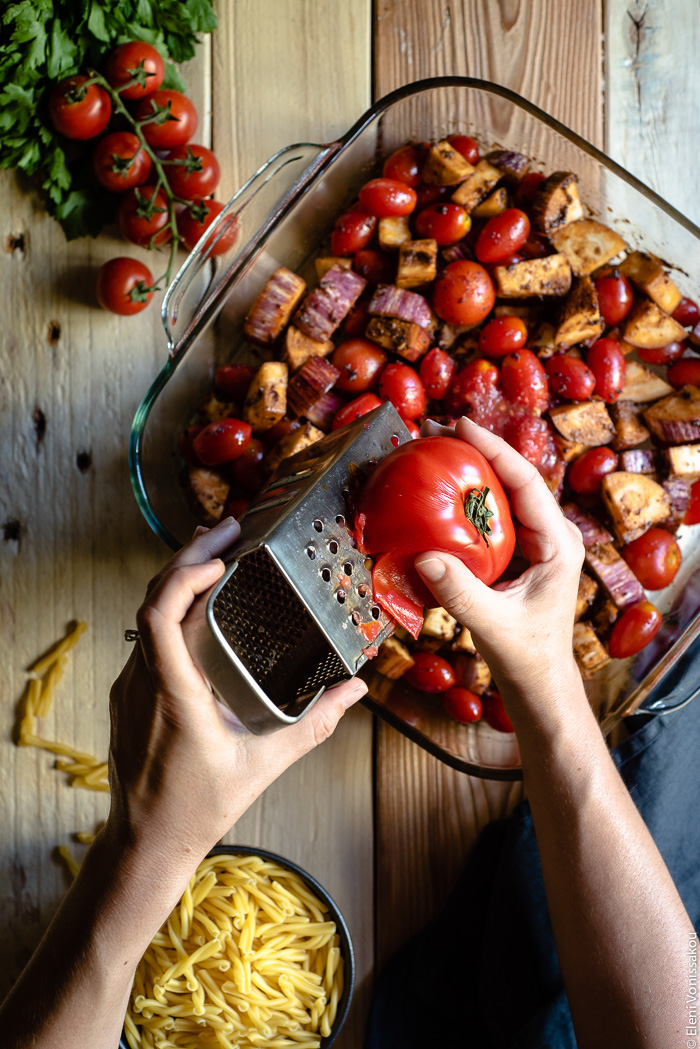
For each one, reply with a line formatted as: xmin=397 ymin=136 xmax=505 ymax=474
xmin=106 ymin=518 xmax=367 ymax=879
xmin=414 ymin=418 xmax=585 ymax=725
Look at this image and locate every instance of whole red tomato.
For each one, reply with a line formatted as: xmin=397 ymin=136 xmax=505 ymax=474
xmin=356 ymin=436 xmax=515 ymax=635
xmin=479 ymin=316 xmax=528 ymax=358
xmin=135 ymin=90 xmax=198 ymax=149
xmin=595 ymin=269 xmax=633 ymax=326
xmin=331 ymin=206 xmax=376 ymax=256
xmin=96 ymin=257 xmax=154 ymax=316
xmin=353 ymin=249 xmax=395 ymax=285
xmin=568 ymin=447 xmax=619 ymax=495
xmin=332 ymin=339 xmax=387 ymax=394
xmin=587 ymin=337 xmax=626 ymax=403
xmin=667 ymin=357 xmax=700 ymax=388
xmin=118 ymin=186 xmax=171 ymax=248
xmin=545 ymin=354 xmax=596 ymax=400
xmin=358 ymin=178 xmax=417 ymax=217
xmin=475 ymin=209 xmax=530 ymax=265
xmin=673 ymin=297 xmax=700 ymax=328
xmin=48 ymin=76 xmax=111 ymax=140
xmin=105 ymin=41 xmax=165 ymax=100
xmin=331 ymin=393 xmax=382 ymax=430
xmin=193 ymin=418 xmax=252 ymax=465
xmin=447 ymin=134 xmax=479 ymax=165
xmin=621 ymin=529 xmax=681 ymax=590
xmin=482 ymin=689 xmax=514 ymax=733
xmin=405 ymin=653 xmax=456 ymax=693
xmin=215 ymin=363 xmax=257 ymax=403
xmin=636 ymin=341 xmax=686 ymax=366
xmin=377 ymin=363 xmax=426 ymax=420
xmin=433 ymin=260 xmax=495 ymax=326
xmin=501 ymin=349 xmax=549 ymax=415
xmin=443 ymin=687 xmax=483 ymax=723
xmin=414 ymin=203 xmax=470 ymax=245
xmin=382 ymin=144 xmax=424 ymax=187
xmin=229 ymin=437 xmax=268 ymax=492
xmin=92 ymin=132 xmax=152 ymax=192
xmin=608 ymin=600 xmax=662 ymax=659
xmin=164 ymin=144 xmax=221 ymax=199
xmin=419 ymin=347 xmax=455 ymax=400
xmin=177 ymin=200 xmax=238 ymax=255
xmin=684 ymin=479 xmax=700 ymax=525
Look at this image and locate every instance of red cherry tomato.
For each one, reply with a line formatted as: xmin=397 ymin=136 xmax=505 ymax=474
xmin=353 ymin=249 xmax=395 ymax=285
xmin=621 ymin=528 xmax=682 ymax=590
xmin=672 ymin=297 xmax=700 ymax=328
xmin=193 ymin=418 xmax=252 ymax=466
xmin=519 ymin=234 xmax=550 ymax=259
xmin=419 ymin=348 xmax=455 ymax=400
xmin=595 ymin=269 xmax=634 ymax=326
xmin=331 ymin=339 xmax=388 ymax=394
xmin=443 ymin=687 xmax=483 ymax=723
xmin=587 ymin=337 xmax=626 ymax=403
xmin=479 ymin=316 xmax=528 ymax=358
xmin=230 ymin=438 xmax=267 ymax=493
xmin=482 ymin=689 xmax=514 ymax=733
xmin=568 ymin=447 xmax=619 ymax=495
xmin=401 ymin=418 xmax=421 ymax=439
xmin=382 ymin=144 xmax=424 ymax=187
xmin=180 ymin=424 xmax=203 ymax=466
xmin=331 ymin=206 xmax=376 ymax=256
xmin=358 ymin=178 xmax=417 ymax=218
xmin=92 ymin=132 xmax=152 ymax=192
xmin=378 ymin=363 xmax=426 ymax=420
xmin=331 ymin=393 xmax=382 ymax=430
xmin=343 ymin=296 xmax=372 ymax=337
xmin=105 ymin=41 xmax=165 ymax=100
xmin=501 ymin=349 xmax=549 ymax=415
xmin=215 ymin=363 xmax=257 ymax=403
xmin=222 ymin=495 xmax=250 ymax=520
xmin=684 ymin=479 xmax=700 ymax=525
xmin=95 ymin=257 xmax=154 ymax=316
xmin=48 ymin=76 xmax=111 ymax=140
xmin=405 ymin=653 xmax=457 ymax=693
xmin=608 ymin=600 xmax=662 ymax=659
xmin=135 ymin=90 xmax=198 ymax=149
xmin=177 ymin=200 xmax=238 ymax=255
xmin=513 ymin=171 xmax=545 ymax=209
xmin=415 ymin=183 xmax=451 ymax=209
xmin=263 ymin=417 xmax=302 ymax=449
xmin=433 ymin=260 xmax=495 ymax=327
xmin=444 ymin=359 xmax=499 ymax=415
xmin=118 ymin=186 xmax=171 ymax=248
xmin=636 ymin=340 xmax=687 ymax=365
xmin=447 ymin=134 xmax=479 ymax=166
xmin=667 ymin=357 xmax=700 ymax=388
xmin=475 ymin=209 xmax=531 ymax=265
xmin=415 ymin=203 xmax=470 ymax=245
xmin=545 ymin=354 xmax=596 ymax=400
xmin=163 ymin=144 xmax=220 ymax=200
xmin=505 ymin=415 xmax=551 ymax=469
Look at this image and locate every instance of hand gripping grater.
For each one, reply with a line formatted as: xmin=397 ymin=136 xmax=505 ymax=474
xmin=182 ymin=402 xmax=412 ymax=734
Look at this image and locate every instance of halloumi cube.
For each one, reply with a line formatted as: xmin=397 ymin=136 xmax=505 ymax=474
xmin=549 ymin=400 xmax=615 ymax=445
xmin=619 ymin=360 xmax=674 ymax=403
xmin=555 ymin=276 xmax=604 ymax=347
xmin=265 ymin=421 xmax=324 ymax=472
xmin=451 ymin=160 xmax=502 ymax=211
xmin=550 ymin=219 xmax=627 ymax=276
xmin=600 ymin=472 xmax=671 ymax=544
xmin=243 ymin=361 xmax=288 ymax=430
xmin=378 ymin=216 xmax=412 ymax=250
xmin=620 ymin=251 xmax=683 ymax=315
xmin=492 ymin=253 xmax=572 ymax=298
xmin=623 ymin=298 xmax=687 ymax=349
xmin=374 ymin=637 xmax=415 ymax=679
xmin=421 ymin=606 xmax=457 ymax=641
xmin=422 ymin=140 xmax=475 ymax=185
xmin=531 ymin=171 xmax=584 ymax=233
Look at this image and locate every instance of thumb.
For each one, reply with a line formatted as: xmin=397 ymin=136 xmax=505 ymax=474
xmin=414 ymin=552 xmax=501 ymax=631
xmin=277 ymin=677 xmax=368 ymax=760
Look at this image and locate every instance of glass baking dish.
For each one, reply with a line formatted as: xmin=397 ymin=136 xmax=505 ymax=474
xmin=130 ymin=77 xmax=700 ymax=780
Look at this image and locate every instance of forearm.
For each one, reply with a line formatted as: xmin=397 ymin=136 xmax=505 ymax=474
xmin=506 ymin=666 xmax=693 ymax=1049
xmin=0 ymin=823 xmax=193 ymax=1049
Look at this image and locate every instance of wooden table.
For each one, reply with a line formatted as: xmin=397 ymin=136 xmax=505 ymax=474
xmin=1 ymin=2 xmax=698 ymax=1044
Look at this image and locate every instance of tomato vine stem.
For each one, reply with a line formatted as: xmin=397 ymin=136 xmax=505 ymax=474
xmin=464 ymin=486 xmax=494 ymax=547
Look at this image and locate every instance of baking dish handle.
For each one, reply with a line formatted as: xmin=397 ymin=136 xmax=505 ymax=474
xmin=161 ymin=141 xmax=338 ymax=354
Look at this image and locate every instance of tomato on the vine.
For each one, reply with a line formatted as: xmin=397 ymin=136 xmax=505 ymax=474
xmin=419 ymin=348 xmax=455 ymax=400
xmin=331 ymin=339 xmax=387 ymax=394
xmin=475 ymin=209 xmax=530 ymax=265
xmin=164 ymin=144 xmax=220 ymax=200
xmin=382 ymin=144 xmax=424 ymax=187
xmin=135 ymin=89 xmax=198 ymax=149
xmin=105 ymin=42 xmax=165 ymax=100
xmin=377 ymin=363 xmax=426 ymax=420
xmin=545 ymin=354 xmax=596 ymax=400
xmin=330 ymin=205 xmax=376 ymax=256
xmin=622 ymin=529 xmax=682 ymax=590
xmin=177 ymin=200 xmax=237 ymax=255
xmin=478 ymin=316 xmax=527 ymax=358
xmin=193 ymin=418 xmax=252 ymax=466
xmin=118 ymin=186 xmax=171 ymax=247
xmin=433 ymin=260 xmax=495 ymax=326
xmin=405 ymin=653 xmax=456 ymax=693
xmin=608 ymin=601 xmax=662 ymax=659
xmin=501 ymin=349 xmax=549 ymax=415
xmin=595 ymin=269 xmax=633 ymax=326
xmin=443 ymin=687 xmax=482 ymax=723
xmin=447 ymin=134 xmax=479 ymax=165
xmin=358 ymin=178 xmax=417 ymax=218
xmin=587 ymin=337 xmax=626 ymax=403
xmin=568 ymin=447 xmax=619 ymax=495
xmin=331 ymin=393 xmax=382 ymax=430
xmin=48 ymin=76 xmax=111 ymax=140
xmin=667 ymin=357 xmax=700 ymax=388
xmin=96 ymin=257 xmax=154 ymax=316
xmin=414 ymin=203 xmax=470 ymax=245
xmin=92 ymin=132 xmax=152 ymax=192
xmin=636 ymin=341 xmax=686 ymax=365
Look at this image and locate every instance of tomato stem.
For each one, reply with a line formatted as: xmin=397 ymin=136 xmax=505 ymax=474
xmin=464 ymin=486 xmax=494 ymax=547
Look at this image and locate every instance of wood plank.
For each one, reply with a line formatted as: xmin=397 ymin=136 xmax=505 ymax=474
xmin=372 ymin=0 xmax=603 ymax=972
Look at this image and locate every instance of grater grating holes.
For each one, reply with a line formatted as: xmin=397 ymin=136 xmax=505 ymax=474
xmin=295 ymin=648 xmax=346 ymax=698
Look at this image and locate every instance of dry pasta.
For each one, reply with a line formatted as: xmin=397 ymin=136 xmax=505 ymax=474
xmin=125 ymin=855 xmax=345 ymax=1049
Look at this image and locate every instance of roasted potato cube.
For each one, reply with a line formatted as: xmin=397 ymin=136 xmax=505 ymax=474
xmin=619 ymin=251 xmax=683 ymax=315
xmin=619 ymin=359 xmax=673 ymax=403
xmin=663 ymin=444 xmax=700 ymax=481
xmin=592 ymin=599 xmax=619 ymax=641
xmin=187 ymin=466 xmax=229 ymax=525
xmin=549 ymin=219 xmax=627 ymax=276
xmin=555 ymin=276 xmax=604 ymax=347
xmin=314 ymin=256 xmax=352 ymax=280
xmin=600 ymin=472 xmax=671 ymax=544
xmin=198 ymin=394 xmax=236 ymax=423
xmin=610 ymin=400 xmax=651 ymax=450
xmin=365 ymin=316 xmax=431 ymax=362
xmin=643 ymin=386 xmax=700 ymax=443
xmin=549 ymin=400 xmax=615 ymax=446
xmin=282 ymin=326 xmax=334 ymax=372
xmin=492 ymin=303 xmax=542 ymax=324
xmin=265 ymin=421 xmax=324 ymax=472
xmin=396 ymin=239 xmax=438 ymax=289
xmin=421 ymin=606 xmax=457 ymax=641
xmin=243 ymin=361 xmax=288 ymax=431
xmin=492 ymin=253 xmax=572 ymax=299
xmin=471 ymin=187 xmax=509 ymax=218
xmin=451 ymin=160 xmax=503 ymax=211
xmin=455 ymin=655 xmax=492 ymax=695
xmin=573 ymin=622 xmax=611 ymax=680
xmin=378 ymin=216 xmax=412 ymax=250
xmin=555 ymin=436 xmax=591 ymax=462
xmin=575 ymin=573 xmax=599 ymax=621
xmin=374 ymin=637 xmax=415 ymax=679
xmin=623 ymin=298 xmax=687 ymax=349
xmin=531 ymin=171 xmax=584 ymax=234
xmin=422 ymin=140 xmax=475 ymax=185
xmin=452 ymin=627 xmax=477 ymax=653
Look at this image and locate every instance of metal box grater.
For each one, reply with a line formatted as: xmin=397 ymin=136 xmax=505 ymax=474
xmin=182 ymin=402 xmax=412 ymax=734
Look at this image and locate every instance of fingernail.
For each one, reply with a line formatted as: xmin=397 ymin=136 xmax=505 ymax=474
xmin=343 ymin=678 xmax=368 ymax=707
xmin=459 ymin=415 xmax=477 ymax=425
xmin=193 ymin=525 xmax=209 ymax=538
xmin=218 ymin=516 xmax=238 ymax=527
xmin=415 ymin=556 xmax=446 ymax=582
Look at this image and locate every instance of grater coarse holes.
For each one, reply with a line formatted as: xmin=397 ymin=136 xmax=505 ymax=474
xmin=182 ymin=402 xmax=412 ymax=734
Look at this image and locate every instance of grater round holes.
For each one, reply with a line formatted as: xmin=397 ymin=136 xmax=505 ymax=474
xmin=337 ymin=591 xmax=346 ymax=604
xmin=313 ymin=519 xmax=323 ymax=532
xmin=343 ymin=562 xmax=353 ymax=575
xmin=321 ymin=567 xmax=332 ymax=583
xmin=335 ymin=514 xmax=345 ymax=526
xmin=328 ymin=539 xmax=339 ymax=554
xmin=357 ymin=584 xmax=369 ymax=598
xmin=351 ymin=610 xmax=362 ymax=625
xmin=306 ymin=545 xmax=316 ymax=559
xmin=364 ymin=557 xmax=373 ymax=571
xmin=390 ymin=434 xmax=399 ymax=447
xmin=371 ymin=605 xmax=381 ymax=619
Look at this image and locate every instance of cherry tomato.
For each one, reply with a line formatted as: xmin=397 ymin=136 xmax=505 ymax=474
xmin=479 ymin=316 xmax=528 ymax=358
xmin=608 ymin=600 xmax=662 ymax=659
xmin=135 ymin=90 xmax=198 ymax=149
xmin=595 ymin=269 xmax=634 ymax=326
xmin=433 ymin=260 xmax=495 ymax=327
xmin=331 ymin=339 xmax=387 ymax=394
xmin=667 ymin=357 xmax=700 ymax=388
xmin=177 ymin=200 xmax=238 ymax=255
xmin=343 ymin=296 xmax=372 ymax=337
xmin=673 ymin=296 xmax=700 ymax=328
xmin=444 ymin=359 xmax=499 ymax=415
xmin=358 ymin=178 xmax=417 ymax=217
xmin=405 ymin=653 xmax=457 ymax=693
xmin=331 ymin=206 xmax=376 ymax=256
xmin=587 ymin=337 xmax=626 ymax=403
xmin=415 ymin=203 xmax=470 ymax=245
xmin=568 ymin=447 xmax=619 ymax=495
xmin=415 ymin=183 xmax=451 ymax=209
xmin=331 ymin=392 xmax=382 ymax=430
xmin=229 ymin=437 xmax=267 ymax=493
xmin=378 ymin=363 xmax=426 ymax=420
xmin=636 ymin=340 xmax=687 ymax=365
xmin=353 ymin=248 xmax=395 ymax=285
xmin=263 ymin=417 xmax=302 ymax=449
xmin=621 ymin=528 xmax=682 ymax=590
xmin=501 ymin=349 xmax=549 ymax=415
xmin=382 ymin=144 xmax=424 ymax=187
xmin=401 ymin=418 xmax=421 ymax=439
xmin=105 ymin=41 xmax=165 ymax=100
xmin=419 ymin=348 xmax=455 ymax=400
xmin=475 ymin=209 xmax=530 ymax=265
xmin=48 ymin=76 xmax=111 ymax=140
xmin=684 ymin=479 xmax=700 ymax=525
xmin=442 ymin=687 xmax=482 ymax=723
xmin=482 ymin=689 xmax=514 ymax=733
xmin=95 ymin=257 xmax=154 ymax=316
xmin=180 ymin=423 xmax=203 ymax=465
xmin=164 ymin=144 xmax=220 ymax=200
xmin=223 ymin=495 xmax=250 ymax=519
xmin=520 ymin=234 xmax=550 ymax=259
xmin=92 ymin=132 xmax=152 ymax=193
xmin=215 ymin=363 xmax=257 ymax=403
xmin=447 ymin=134 xmax=479 ymax=166
xmin=505 ymin=415 xmax=551 ymax=469
xmin=545 ymin=354 xmax=596 ymax=400
xmin=193 ymin=418 xmax=252 ymax=466
xmin=118 ymin=186 xmax=171 ymax=248
xmin=513 ymin=171 xmax=545 ymax=209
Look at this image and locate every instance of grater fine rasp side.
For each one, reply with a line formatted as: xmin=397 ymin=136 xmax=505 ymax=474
xmin=182 ymin=402 xmax=412 ymax=733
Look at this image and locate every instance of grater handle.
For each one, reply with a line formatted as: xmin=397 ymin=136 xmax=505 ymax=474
xmin=160 ymin=141 xmax=339 ymax=355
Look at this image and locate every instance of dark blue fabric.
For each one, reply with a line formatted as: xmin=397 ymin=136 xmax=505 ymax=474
xmin=366 ymin=674 xmax=700 ymax=1049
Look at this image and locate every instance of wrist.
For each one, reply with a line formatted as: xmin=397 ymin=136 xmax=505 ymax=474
xmin=496 ymin=657 xmax=596 ymax=746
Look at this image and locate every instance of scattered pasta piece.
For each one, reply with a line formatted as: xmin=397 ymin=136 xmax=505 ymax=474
xmin=57 ymin=845 xmax=80 ymax=880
